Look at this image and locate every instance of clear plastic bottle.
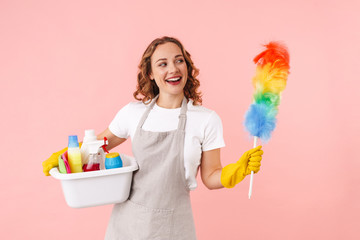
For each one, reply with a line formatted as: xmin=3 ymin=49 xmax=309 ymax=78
xmin=83 ymin=153 xmax=100 ymax=172
xmin=81 ymin=129 xmax=97 ymax=165
xmin=67 ymin=135 xmax=83 ymax=173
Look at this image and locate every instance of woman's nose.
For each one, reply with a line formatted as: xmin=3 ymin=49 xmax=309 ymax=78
xmin=169 ymin=62 xmax=179 ymax=74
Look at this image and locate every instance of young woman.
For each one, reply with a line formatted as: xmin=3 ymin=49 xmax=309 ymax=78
xmin=43 ymin=36 xmax=263 ymax=240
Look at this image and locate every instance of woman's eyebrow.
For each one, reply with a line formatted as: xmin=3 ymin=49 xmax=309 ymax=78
xmin=155 ymin=55 xmax=183 ymax=63
xmin=155 ymin=58 xmax=167 ymax=63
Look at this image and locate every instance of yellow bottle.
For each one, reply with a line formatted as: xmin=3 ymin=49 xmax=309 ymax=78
xmin=68 ymin=135 xmax=83 ymax=173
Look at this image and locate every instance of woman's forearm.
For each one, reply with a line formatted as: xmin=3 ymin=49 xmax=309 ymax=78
xmin=97 ymin=128 xmax=126 ymax=151
xmin=202 ymin=167 xmax=224 ymax=190
xmin=200 ymin=148 xmax=224 ymax=190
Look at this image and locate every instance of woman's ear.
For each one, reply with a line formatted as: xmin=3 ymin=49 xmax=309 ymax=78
xmin=149 ymin=73 xmax=154 ymax=81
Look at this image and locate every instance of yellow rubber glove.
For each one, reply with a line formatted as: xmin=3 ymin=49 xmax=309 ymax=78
xmin=221 ymin=146 xmax=263 ymax=188
xmin=42 ymin=143 xmax=82 ymax=176
xmin=42 ymin=147 xmax=67 ymax=176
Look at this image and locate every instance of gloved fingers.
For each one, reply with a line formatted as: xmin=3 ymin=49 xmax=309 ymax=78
xmin=43 ymin=167 xmax=51 ymax=176
xmin=249 ymin=155 xmax=262 ymax=163
xmin=43 ymin=164 xmax=55 ymax=176
xmin=42 ymin=161 xmax=48 ymax=167
xmin=248 ymin=156 xmax=262 ymax=174
xmin=237 ymin=145 xmax=262 ymax=163
xmin=245 ymin=167 xmax=257 ymax=175
xmin=42 ymin=153 xmax=61 ymax=176
xmin=247 ymin=145 xmax=262 ymax=155
xmin=248 ymin=166 xmax=261 ymax=173
xmin=248 ymin=161 xmax=261 ymax=168
xmin=248 ymin=160 xmax=261 ymax=173
xmin=42 ymin=163 xmax=57 ymax=174
xmin=250 ymin=150 xmax=263 ymax=157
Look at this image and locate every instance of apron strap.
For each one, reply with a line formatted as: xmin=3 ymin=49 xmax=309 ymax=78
xmin=178 ymin=97 xmax=187 ymax=131
xmin=137 ymin=95 xmax=159 ymax=129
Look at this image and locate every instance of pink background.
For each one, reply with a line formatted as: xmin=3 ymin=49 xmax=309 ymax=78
xmin=1 ymin=0 xmax=359 ymax=239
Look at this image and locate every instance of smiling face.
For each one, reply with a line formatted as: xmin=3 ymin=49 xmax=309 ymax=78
xmin=149 ymin=42 xmax=188 ymax=99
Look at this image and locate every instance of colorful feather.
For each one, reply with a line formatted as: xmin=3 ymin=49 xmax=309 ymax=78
xmin=244 ymin=42 xmax=290 ymax=142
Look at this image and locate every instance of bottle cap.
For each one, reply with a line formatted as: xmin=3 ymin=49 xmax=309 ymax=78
xmin=106 ymin=152 xmax=119 ymax=158
xmin=68 ymin=135 xmax=79 ymax=148
xmin=84 ymin=129 xmax=97 ymax=142
xmin=105 ymin=152 xmax=122 ymax=169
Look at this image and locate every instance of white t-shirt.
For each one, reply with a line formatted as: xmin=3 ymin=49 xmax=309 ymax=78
xmin=109 ymin=99 xmax=225 ymax=190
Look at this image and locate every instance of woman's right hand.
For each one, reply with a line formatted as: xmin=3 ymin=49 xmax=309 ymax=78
xmin=43 ymin=129 xmax=125 ymax=176
xmin=42 ymin=147 xmax=68 ymax=176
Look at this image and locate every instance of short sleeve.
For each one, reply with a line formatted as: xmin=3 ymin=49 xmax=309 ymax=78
xmin=202 ymin=111 xmax=226 ymax=151
xmin=108 ymin=103 xmax=131 ymax=139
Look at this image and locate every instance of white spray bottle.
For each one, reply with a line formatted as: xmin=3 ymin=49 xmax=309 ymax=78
xmin=81 ymin=129 xmax=108 ymax=171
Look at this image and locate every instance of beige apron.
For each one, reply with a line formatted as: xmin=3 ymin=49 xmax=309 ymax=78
xmin=105 ymin=96 xmax=197 ymax=240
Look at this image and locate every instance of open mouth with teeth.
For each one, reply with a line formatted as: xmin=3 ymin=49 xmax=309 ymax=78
xmin=165 ymin=76 xmax=182 ymax=85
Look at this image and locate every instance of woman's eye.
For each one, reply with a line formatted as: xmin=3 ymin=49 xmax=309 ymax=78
xmin=176 ymin=59 xmax=184 ymax=63
xmin=159 ymin=62 xmax=167 ymax=67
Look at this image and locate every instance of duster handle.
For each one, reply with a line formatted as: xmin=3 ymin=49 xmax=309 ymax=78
xmin=248 ymin=136 xmax=258 ymax=199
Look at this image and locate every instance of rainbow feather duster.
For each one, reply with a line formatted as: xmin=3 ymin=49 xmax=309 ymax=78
xmin=244 ymin=42 xmax=290 ymax=143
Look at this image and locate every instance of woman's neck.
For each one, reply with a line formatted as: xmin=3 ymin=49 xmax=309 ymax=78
xmin=156 ymin=93 xmax=185 ymax=109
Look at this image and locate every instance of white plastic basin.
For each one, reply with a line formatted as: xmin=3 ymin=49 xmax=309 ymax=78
xmin=50 ymin=154 xmax=138 ymax=208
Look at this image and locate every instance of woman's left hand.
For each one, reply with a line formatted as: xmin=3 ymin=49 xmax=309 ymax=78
xmin=221 ymin=146 xmax=263 ymax=188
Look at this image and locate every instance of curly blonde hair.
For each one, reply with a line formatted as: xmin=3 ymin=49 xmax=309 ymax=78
xmin=133 ymin=36 xmax=202 ymax=105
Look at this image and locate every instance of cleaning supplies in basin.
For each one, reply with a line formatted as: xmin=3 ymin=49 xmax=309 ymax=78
xmin=50 ymin=154 xmax=138 ymax=208
xmin=58 ymin=150 xmax=71 ymax=174
xmin=81 ymin=129 xmax=97 ymax=164
xmin=58 ymin=155 xmax=67 ymax=174
xmin=105 ymin=152 xmax=123 ymax=169
xmin=83 ymin=153 xmax=100 ymax=172
xmin=68 ymin=135 xmax=83 ymax=173
xmin=81 ymin=129 xmax=108 ymax=172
